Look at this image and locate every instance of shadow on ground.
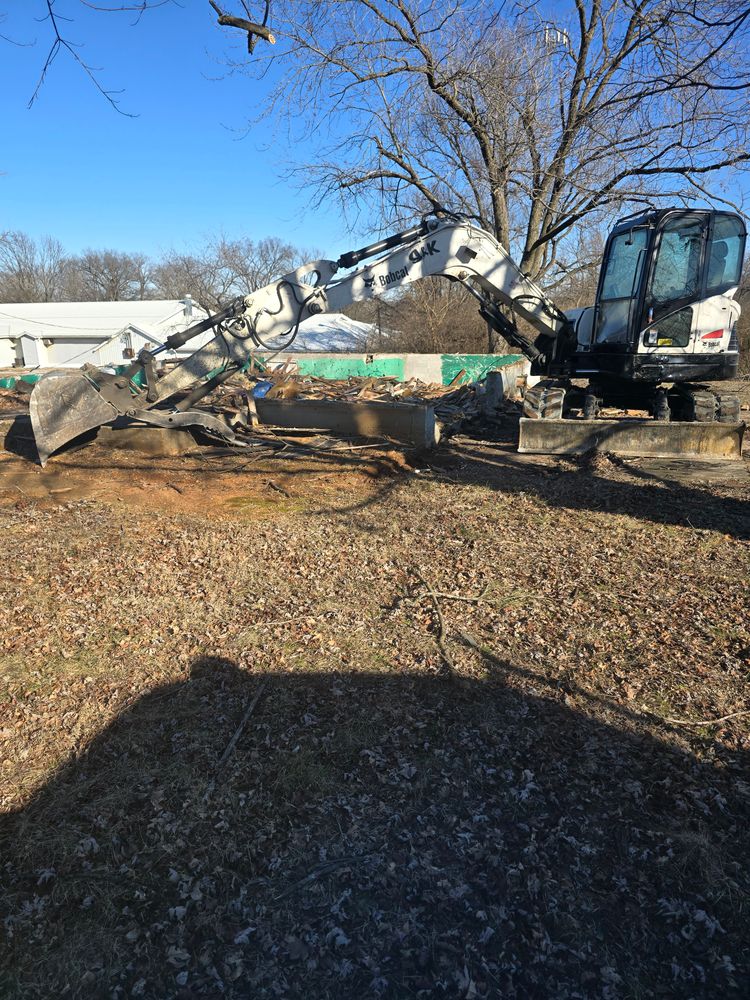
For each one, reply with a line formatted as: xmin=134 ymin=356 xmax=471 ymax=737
xmin=2 ymin=659 xmax=748 ymax=999
xmin=4 ymin=409 xmax=749 ymax=537
xmin=424 ymin=432 xmax=750 ymax=540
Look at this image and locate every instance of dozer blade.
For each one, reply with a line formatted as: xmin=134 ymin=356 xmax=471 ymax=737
xmin=30 ymin=371 xmax=119 ymax=466
xmin=518 ymin=418 xmax=745 ymax=460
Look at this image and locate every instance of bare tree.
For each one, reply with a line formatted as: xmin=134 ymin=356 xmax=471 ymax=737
xmin=152 ymin=235 xmax=309 ymax=310
xmin=384 ymin=280 xmax=492 ymax=353
xmin=735 ymin=257 xmax=750 ymax=374
xmin=0 ymin=230 xmax=312 ymax=306
xmin=0 ymin=231 xmax=68 ymax=302
xmin=545 ymin=228 xmax=606 ymax=312
xmin=60 ymin=249 xmax=153 ymax=300
xmin=208 ymin=0 xmax=276 ymax=52
xmin=343 ymin=279 xmax=506 ymax=354
xmin=23 ymin=1 xmax=180 ymax=114
xmin=11 ymin=3 xmax=750 ymax=282
xmin=240 ymin=0 xmax=750 ymax=280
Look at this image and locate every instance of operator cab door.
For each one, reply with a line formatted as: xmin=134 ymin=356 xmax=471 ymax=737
xmin=638 ymin=211 xmax=745 ymax=357
xmin=592 ymin=225 xmax=650 ymax=351
xmin=638 ymin=212 xmax=706 ymax=356
xmin=688 ymin=213 xmax=744 ymax=360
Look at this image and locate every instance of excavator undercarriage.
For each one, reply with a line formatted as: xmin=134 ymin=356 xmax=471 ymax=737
xmin=520 ymin=378 xmax=745 ymax=458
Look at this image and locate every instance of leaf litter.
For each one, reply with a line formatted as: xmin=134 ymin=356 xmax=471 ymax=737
xmin=0 ymin=432 xmax=749 ymax=998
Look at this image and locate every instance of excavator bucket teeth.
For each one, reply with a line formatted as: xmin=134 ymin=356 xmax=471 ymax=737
xmin=518 ymin=417 xmax=745 ymax=460
xmin=30 ymin=371 xmax=119 ymax=466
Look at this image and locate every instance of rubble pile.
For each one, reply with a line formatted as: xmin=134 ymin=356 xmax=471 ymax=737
xmin=205 ymin=362 xmax=514 ymax=439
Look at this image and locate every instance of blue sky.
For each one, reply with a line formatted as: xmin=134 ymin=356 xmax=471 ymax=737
xmin=2 ymin=2 xmax=748 ymax=267
xmin=0 ymin=2 xmax=344 ymax=258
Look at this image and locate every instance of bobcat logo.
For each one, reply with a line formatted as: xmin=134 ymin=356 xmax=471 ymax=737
xmin=363 ymin=275 xmax=376 ymax=289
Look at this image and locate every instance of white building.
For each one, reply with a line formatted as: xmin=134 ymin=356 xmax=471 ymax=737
xmin=0 ymin=299 xmax=374 ymax=370
xmin=0 ymin=299 xmax=206 ymax=370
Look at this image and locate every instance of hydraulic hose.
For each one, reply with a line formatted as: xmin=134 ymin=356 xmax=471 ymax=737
xmin=162 ymin=298 xmax=245 ymax=352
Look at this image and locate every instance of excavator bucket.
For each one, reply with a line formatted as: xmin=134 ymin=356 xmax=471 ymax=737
xmin=518 ymin=417 xmax=745 ymax=460
xmin=30 ymin=371 xmax=119 ymax=466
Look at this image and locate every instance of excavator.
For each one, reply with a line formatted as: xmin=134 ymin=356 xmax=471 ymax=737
xmin=29 ymin=206 xmax=746 ymax=465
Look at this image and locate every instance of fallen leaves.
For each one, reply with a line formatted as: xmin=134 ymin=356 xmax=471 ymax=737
xmin=0 ymin=434 xmax=749 ymax=997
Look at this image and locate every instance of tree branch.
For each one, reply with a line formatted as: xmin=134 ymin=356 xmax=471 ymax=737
xmin=208 ymin=0 xmax=276 ymax=52
xmin=30 ymin=0 xmax=135 ymax=115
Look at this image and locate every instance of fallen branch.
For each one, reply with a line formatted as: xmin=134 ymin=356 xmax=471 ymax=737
xmin=230 ymin=449 xmax=288 ymax=471
xmin=274 ymin=855 xmax=375 ymax=901
xmin=460 ymin=631 xmax=750 ymax=729
xmin=456 ymin=630 xmax=507 ymax=670
xmin=325 ymin=440 xmax=391 ymax=452
xmin=431 ymin=586 xmax=489 ymax=604
xmin=413 ymin=570 xmax=456 ymax=675
xmin=204 ymin=680 xmax=266 ymax=800
xmin=643 ymin=707 xmax=750 ymax=727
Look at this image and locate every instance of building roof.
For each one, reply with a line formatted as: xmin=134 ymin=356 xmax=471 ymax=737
xmin=289 ymin=314 xmax=373 ymax=352
xmin=0 ymin=299 xmax=374 ymax=353
xmin=0 ymin=300 xmax=192 ymax=339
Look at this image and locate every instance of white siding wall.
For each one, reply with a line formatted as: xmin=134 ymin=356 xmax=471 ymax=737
xmin=96 ymin=336 xmax=132 ymax=367
xmin=0 ymin=338 xmax=16 ymax=368
xmin=46 ymin=339 xmax=102 ymax=366
xmin=0 ymin=301 xmax=199 ymax=368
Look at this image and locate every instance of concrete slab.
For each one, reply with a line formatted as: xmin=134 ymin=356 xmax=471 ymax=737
xmin=255 ymin=397 xmax=440 ymax=448
xmin=518 ymin=418 xmax=745 ymax=459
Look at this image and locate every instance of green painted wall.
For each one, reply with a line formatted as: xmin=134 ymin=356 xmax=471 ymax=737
xmin=296 ymin=357 xmax=405 ymax=380
xmin=0 ymin=374 xmax=40 ymax=389
xmin=440 ymin=354 xmax=522 ymax=385
xmin=297 ymin=354 xmax=522 ymax=384
xmin=0 ymin=354 xmax=524 ymax=391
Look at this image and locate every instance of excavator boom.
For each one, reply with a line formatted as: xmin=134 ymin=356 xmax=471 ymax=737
xmin=30 ymin=216 xmax=568 ymax=463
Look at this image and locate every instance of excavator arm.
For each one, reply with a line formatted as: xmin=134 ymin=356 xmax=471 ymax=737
xmin=30 ymin=216 xmax=573 ymax=464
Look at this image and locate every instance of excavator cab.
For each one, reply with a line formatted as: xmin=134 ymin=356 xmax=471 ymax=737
xmin=576 ymin=208 xmax=746 ymax=384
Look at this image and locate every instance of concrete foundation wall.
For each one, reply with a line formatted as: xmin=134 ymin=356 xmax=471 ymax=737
xmin=260 ymin=352 xmax=529 ymax=388
xmin=1 ymin=353 xmax=530 ymax=393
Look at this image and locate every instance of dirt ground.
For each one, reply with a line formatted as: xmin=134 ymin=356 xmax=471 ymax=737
xmin=1 ymin=407 xmax=749 ymax=999
xmin=0 ymin=423 xmax=397 ymax=519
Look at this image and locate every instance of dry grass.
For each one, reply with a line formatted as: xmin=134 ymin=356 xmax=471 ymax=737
xmin=1 ymin=434 xmax=749 ymax=999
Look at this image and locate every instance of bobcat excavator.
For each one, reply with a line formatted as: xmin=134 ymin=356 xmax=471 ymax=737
xmin=29 ymin=206 xmax=746 ymax=465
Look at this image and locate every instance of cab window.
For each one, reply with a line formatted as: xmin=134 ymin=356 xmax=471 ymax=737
xmin=648 ymin=218 xmax=703 ymax=304
xmin=600 ymin=229 xmax=648 ymax=301
xmin=706 ymin=215 xmax=745 ymax=295
xmin=643 ymin=306 xmax=693 ymax=348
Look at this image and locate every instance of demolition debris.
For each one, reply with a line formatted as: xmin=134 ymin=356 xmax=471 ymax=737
xmin=200 ymin=364 xmax=511 ymax=448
